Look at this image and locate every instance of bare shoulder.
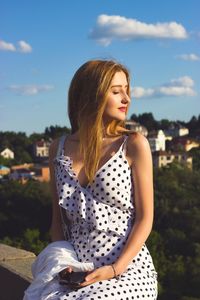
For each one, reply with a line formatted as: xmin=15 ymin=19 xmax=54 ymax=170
xmin=127 ymin=131 xmax=150 ymax=151
xmin=126 ymin=132 xmax=151 ymax=165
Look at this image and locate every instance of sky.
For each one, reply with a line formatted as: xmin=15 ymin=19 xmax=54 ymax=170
xmin=0 ymin=0 xmax=199 ymax=135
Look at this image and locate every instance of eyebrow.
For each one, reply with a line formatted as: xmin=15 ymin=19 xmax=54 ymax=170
xmin=111 ymin=84 xmax=128 ymax=88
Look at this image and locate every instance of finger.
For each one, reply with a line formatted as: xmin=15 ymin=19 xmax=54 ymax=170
xmin=85 ymin=271 xmax=98 ymax=282
xmin=68 ymin=266 xmax=73 ymax=273
xmin=80 ymin=278 xmax=97 ymax=287
xmin=64 ymin=266 xmax=73 ymax=272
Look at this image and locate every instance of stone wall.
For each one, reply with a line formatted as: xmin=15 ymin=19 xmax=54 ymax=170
xmin=0 ymin=243 xmax=36 ymax=300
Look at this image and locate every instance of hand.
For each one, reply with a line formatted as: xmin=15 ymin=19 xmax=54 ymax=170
xmin=58 ymin=266 xmax=73 ymax=285
xmin=79 ymin=265 xmax=115 ymax=287
xmin=59 ymin=266 xmax=73 ymax=277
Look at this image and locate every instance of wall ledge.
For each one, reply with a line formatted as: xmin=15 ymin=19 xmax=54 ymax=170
xmin=0 ymin=243 xmax=36 ymax=300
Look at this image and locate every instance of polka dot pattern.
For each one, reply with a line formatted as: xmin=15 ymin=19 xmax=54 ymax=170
xmin=52 ymin=134 xmax=158 ymax=299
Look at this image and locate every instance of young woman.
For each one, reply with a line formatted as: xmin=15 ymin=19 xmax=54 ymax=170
xmin=48 ymin=59 xmax=158 ymax=299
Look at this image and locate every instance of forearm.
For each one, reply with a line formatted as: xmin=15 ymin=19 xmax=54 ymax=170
xmin=50 ymin=217 xmax=65 ymax=242
xmin=50 ymin=229 xmax=65 ymax=242
xmin=113 ymin=218 xmax=153 ymax=275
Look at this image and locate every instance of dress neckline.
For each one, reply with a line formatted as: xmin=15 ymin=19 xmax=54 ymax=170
xmin=60 ymin=134 xmax=128 ymax=189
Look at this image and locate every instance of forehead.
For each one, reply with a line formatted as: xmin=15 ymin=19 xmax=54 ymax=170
xmin=110 ymin=71 xmax=128 ymax=86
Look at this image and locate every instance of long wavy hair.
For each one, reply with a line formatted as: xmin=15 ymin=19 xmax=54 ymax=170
xmin=68 ymin=59 xmax=134 ymax=184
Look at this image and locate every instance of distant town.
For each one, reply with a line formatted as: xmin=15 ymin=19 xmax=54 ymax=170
xmin=1 ymin=113 xmax=200 ymax=184
xmin=1 ymin=114 xmax=200 ymax=299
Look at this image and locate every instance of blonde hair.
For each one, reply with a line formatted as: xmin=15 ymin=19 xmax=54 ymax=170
xmin=68 ymin=59 xmax=134 ymax=184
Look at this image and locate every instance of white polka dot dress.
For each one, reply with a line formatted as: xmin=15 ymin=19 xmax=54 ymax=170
xmin=53 ymin=134 xmax=158 ymax=299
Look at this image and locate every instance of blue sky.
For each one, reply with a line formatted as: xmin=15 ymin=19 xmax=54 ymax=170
xmin=0 ymin=0 xmax=199 ymax=135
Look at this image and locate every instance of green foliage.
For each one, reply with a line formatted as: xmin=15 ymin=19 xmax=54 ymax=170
xmin=0 ymin=126 xmax=71 ymax=166
xmin=130 ymin=112 xmax=159 ymax=131
xmin=187 ymin=115 xmax=200 ymax=138
xmin=181 ymin=297 xmax=200 ymax=300
xmin=28 ymin=125 xmax=70 ymax=142
xmin=0 ymin=156 xmax=14 ymax=168
xmin=146 ymin=163 xmax=200 ymax=299
xmin=0 ymin=131 xmax=33 ymax=165
xmin=189 ymin=147 xmax=200 ymax=171
xmin=44 ymin=125 xmax=70 ymax=139
xmin=1 ymin=228 xmax=50 ymax=255
xmin=0 ymin=180 xmax=52 ymax=238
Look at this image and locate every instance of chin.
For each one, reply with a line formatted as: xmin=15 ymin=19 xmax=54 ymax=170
xmin=113 ymin=116 xmax=126 ymax=122
xmin=117 ymin=113 xmax=127 ymax=120
xmin=104 ymin=113 xmax=126 ymax=123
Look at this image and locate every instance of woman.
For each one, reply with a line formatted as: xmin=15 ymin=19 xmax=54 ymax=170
xmin=49 ymin=59 xmax=158 ymax=299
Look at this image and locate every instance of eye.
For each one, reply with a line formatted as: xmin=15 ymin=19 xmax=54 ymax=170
xmin=112 ymin=91 xmax=119 ymax=95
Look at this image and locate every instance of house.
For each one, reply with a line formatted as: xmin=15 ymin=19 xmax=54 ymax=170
xmin=164 ymin=123 xmax=189 ymax=138
xmin=125 ymin=120 xmax=148 ymax=136
xmin=9 ymin=168 xmax=35 ymax=182
xmin=170 ymin=137 xmax=200 ymax=152
xmin=9 ymin=162 xmax=50 ymax=183
xmin=33 ymin=139 xmax=51 ymax=158
xmin=11 ymin=163 xmax=34 ymax=171
xmin=153 ymin=150 xmax=193 ymax=169
xmin=0 ymin=148 xmax=14 ymax=159
xmin=32 ymin=163 xmax=50 ymax=182
xmin=148 ymin=130 xmax=166 ymax=152
xmin=10 ymin=163 xmax=34 ymax=182
xmin=0 ymin=165 xmax=10 ymax=176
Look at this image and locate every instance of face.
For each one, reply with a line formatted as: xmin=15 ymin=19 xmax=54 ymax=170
xmin=103 ymin=71 xmax=130 ymax=125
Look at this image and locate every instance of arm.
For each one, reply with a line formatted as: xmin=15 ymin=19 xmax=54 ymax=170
xmin=113 ymin=132 xmax=154 ymax=275
xmin=81 ymin=132 xmax=155 ymax=286
xmin=49 ymin=138 xmax=65 ymax=242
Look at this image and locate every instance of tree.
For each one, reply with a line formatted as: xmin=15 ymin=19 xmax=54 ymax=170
xmin=44 ymin=125 xmax=70 ymax=139
xmin=130 ymin=112 xmax=159 ymax=131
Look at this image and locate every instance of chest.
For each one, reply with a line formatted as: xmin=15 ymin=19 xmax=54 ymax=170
xmin=68 ymin=154 xmax=132 ymax=189
xmin=62 ymin=138 xmax=133 ymax=188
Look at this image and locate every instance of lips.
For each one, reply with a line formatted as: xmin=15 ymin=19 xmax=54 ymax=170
xmin=118 ymin=107 xmax=127 ymax=112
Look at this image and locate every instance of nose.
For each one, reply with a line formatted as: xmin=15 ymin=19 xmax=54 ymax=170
xmin=121 ymin=91 xmax=130 ymax=103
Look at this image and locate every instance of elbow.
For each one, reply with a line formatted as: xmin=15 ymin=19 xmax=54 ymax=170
xmin=134 ymin=214 xmax=153 ymax=236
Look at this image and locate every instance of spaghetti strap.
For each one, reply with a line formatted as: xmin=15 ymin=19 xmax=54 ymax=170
xmin=121 ymin=134 xmax=129 ymax=156
xmin=56 ymin=134 xmax=67 ymax=158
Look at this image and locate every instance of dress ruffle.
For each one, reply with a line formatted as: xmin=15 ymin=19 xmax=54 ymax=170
xmin=54 ymin=155 xmax=135 ymax=237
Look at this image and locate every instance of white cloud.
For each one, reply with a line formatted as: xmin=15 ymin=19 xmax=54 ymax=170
xmin=0 ymin=39 xmax=32 ymax=53
xmin=8 ymin=84 xmax=54 ymax=96
xmin=132 ymin=76 xmax=196 ymax=99
xmin=89 ymin=14 xmax=188 ymax=46
xmin=176 ymin=53 xmax=200 ymax=61
xmin=18 ymin=40 xmax=32 ymax=53
xmin=0 ymin=40 xmax=16 ymax=51
xmin=132 ymin=87 xmax=154 ymax=98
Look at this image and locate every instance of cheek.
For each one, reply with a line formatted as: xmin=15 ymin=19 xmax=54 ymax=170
xmin=105 ymin=96 xmax=117 ymax=110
